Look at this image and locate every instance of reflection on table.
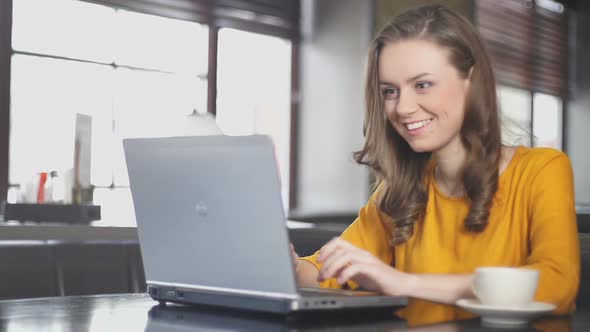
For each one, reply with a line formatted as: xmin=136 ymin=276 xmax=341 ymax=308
xmin=0 ymin=293 xmax=585 ymax=331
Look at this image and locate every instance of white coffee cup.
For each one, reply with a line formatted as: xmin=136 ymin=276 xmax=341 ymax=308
xmin=472 ymin=267 xmax=539 ymax=307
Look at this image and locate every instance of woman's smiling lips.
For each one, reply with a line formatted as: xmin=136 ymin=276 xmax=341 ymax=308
xmin=403 ymin=118 xmax=433 ymax=135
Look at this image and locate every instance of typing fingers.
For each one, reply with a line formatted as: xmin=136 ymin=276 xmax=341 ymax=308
xmin=317 ymin=238 xmax=355 ymax=263
xmin=319 ymin=250 xmax=357 ymax=281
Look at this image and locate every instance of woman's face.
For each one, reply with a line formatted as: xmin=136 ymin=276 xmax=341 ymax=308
xmin=378 ymin=39 xmax=471 ymax=153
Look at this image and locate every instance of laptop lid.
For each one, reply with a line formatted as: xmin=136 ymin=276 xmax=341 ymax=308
xmin=124 ymin=135 xmax=298 ymax=297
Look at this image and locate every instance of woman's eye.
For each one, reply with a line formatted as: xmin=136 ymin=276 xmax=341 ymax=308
xmin=381 ymin=87 xmax=398 ymax=98
xmin=416 ymin=81 xmax=432 ymax=89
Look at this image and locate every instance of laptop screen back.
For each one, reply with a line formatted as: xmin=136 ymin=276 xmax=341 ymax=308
xmin=124 ymin=135 xmax=297 ymax=296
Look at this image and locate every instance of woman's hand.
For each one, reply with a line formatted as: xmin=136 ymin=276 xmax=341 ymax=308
xmin=317 ymin=237 xmax=411 ymax=296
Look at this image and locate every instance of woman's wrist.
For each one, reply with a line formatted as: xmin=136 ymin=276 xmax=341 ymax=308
xmin=383 ymin=270 xmax=418 ymax=297
xmin=387 ymin=272 xmax=475 ymax=304
xmin=296 ymin=259 xmax=321 ymax=288
xmin=400 ymin=272 xmax=419 ymax=297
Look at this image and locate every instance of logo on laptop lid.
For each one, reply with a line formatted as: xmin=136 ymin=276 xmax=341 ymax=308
xmin=195 ymin=201 xmax=208 ymax=218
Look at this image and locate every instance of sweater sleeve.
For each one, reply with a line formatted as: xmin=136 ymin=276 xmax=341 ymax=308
xmin=522 ymin=153 xmax=580 ymax=314
xmin=298 ymin=186 xmax=394 ymax=289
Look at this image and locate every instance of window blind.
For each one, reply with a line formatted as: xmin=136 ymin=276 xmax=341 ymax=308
xmin=476 ymin=0 xmax=568 ymax=96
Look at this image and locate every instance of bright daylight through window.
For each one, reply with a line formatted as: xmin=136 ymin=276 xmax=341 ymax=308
xmin=9 ymin=0 xmax=292 ymax=226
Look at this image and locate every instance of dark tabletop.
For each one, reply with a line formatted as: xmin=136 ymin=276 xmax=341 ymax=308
xmin=0 ymin=293 xmax=587 ymax=331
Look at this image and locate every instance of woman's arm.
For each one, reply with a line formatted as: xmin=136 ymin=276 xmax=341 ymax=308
xmin=297 ymin=184 xmax=394 ymax=289
xmin=520 ymin=154 xmax=579 ymax=313
xmin=317 ymin=237 xmax=475 ymax=304
xmin=402 ymin=273 xmax=474 ymax=304
xmin=300 ymin=236 xmax=475 ymax=304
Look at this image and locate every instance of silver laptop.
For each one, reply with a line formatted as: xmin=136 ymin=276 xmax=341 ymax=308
xmin=123 ymin=135 xmax=406 ymax=314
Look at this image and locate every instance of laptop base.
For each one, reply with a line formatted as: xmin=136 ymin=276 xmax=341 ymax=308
xmin=148 ymin=284 xmax=406 ymax=316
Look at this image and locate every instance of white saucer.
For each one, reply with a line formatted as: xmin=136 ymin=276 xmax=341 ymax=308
xmin=456 ymin=299 xmax=556 ymax=328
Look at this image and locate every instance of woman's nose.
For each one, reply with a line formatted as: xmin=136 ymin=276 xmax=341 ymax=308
xmin=396 ymin=91 xmax=419 ymax=117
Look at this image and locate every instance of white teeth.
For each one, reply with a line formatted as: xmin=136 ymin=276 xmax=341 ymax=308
xmin=405 ymin=119 xmax=432 ymax=131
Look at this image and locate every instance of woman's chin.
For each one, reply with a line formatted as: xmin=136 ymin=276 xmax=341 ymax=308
xmin=407 ymin=141 xmax=437 ymax=153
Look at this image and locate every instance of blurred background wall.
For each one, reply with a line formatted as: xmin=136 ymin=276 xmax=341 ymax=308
xmin=296 ymin=0 xmax=372 ymax=216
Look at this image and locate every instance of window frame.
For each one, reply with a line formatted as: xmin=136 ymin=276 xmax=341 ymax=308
xmin=0 ymin=0 xmax=12 ymax=204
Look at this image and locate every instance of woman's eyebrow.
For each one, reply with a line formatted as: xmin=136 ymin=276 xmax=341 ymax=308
xmin=379 ymin=73 xmax=432 ymax=86
xmin=407 ymin=72 xmax=432 ymax=82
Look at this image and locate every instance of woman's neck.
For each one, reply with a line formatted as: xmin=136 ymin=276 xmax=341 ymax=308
xmin=433 ymin=137 xmax=467 ymax=197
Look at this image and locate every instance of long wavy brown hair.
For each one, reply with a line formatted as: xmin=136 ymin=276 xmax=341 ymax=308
xmin=353 ymin=5 xmax=501 ymax=246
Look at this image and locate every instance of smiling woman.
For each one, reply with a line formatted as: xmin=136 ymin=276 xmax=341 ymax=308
xmin=358 ymin=2 xmax=501 ymax=243
xmin=295 ymin=4 xmax=579 ymax=327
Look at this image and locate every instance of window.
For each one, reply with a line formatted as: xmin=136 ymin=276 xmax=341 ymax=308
xmin=498 ymin=85 xmax=563 ymax=150
xmin=532 ymin=92 xmax=562 ymax=148
xmin=498 ymin=85 xmax=532 ymax=147
xmin=477 ymin=0 xmax=567 ymax=151
xmin=1 ymin=0 xmax=300 ymax=218
xmin=10 ymin=0 xmax=209 ymax=226
xmin=216 ymin=28 xmax=292 ymax=209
